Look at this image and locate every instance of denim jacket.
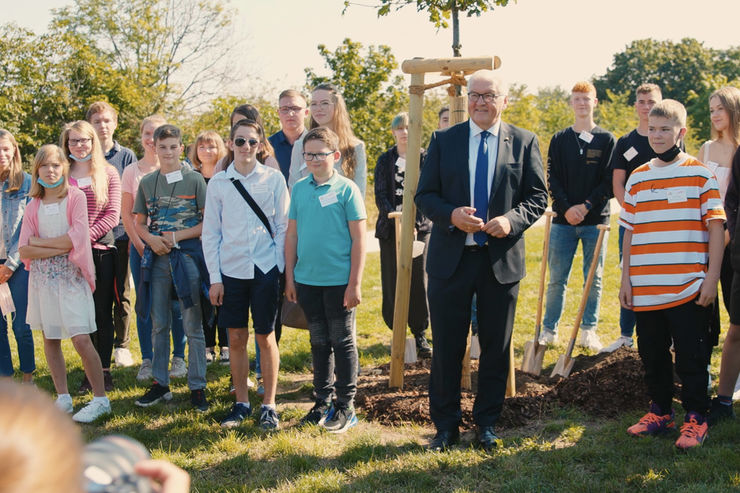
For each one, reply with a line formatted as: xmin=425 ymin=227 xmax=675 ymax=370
xmin=2 ymin=173 xmax=32 ymax=272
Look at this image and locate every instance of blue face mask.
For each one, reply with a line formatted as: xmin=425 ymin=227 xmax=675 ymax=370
xmin=37 ymin=176 xmax=64 ymax=189
xmin=69 ymin=153 xmax=92 ymax=162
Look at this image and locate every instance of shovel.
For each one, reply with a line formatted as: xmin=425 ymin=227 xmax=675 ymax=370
xmin=521 ymin=210 xmax=555 ymax=376
xmin=551 ymin=223 xmax=609 ymax=379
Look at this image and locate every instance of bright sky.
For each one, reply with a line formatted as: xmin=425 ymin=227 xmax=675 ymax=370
xmin=7 ymin=0 xmax=739 ymax=100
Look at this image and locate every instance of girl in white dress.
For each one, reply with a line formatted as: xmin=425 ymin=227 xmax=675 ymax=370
xmin=18 ymin=145 xmax=111 ymax=423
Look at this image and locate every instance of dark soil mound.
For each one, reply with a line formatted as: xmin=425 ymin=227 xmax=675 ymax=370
xmin=357 ymin=347 xmax=655 ymax=428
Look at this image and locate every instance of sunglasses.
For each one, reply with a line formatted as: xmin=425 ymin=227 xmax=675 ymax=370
xmin=233 ymin=137 xmax=259 ymax=148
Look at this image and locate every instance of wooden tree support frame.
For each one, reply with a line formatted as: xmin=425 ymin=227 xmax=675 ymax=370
xmin=389 ymin=56 xmax=504 ymax=390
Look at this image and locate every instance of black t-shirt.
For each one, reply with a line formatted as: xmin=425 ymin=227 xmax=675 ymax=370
xmin=610 ymin=129 xmax=655 ymax=178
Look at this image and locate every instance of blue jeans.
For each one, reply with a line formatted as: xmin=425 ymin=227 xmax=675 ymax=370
xmin=0 ymin=264 xmax=34 ymax=376
xmin=150 ymin=253 xmax=206 ymax=390
xmin=542 ymin=223 xmax=608 ymax=335
xmin=618 ymin=225 xmax=636 ymax=337
xmin=130 ymin=247 xmax=185 ymax=361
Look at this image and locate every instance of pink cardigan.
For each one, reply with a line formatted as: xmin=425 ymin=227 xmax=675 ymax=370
xmin=19 ymin=187 xmax=96 ymax=291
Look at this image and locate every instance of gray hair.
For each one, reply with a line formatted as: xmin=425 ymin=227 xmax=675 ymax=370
xmin=467 ymin=69 xmax=508 ymax=96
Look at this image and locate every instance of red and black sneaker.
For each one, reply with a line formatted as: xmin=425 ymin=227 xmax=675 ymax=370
xmin=627 ymin=403 xmax=675 ymax=436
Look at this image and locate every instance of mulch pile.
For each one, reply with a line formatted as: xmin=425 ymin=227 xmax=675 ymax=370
xmin=357 ymin=347 xmax=662 ymax=428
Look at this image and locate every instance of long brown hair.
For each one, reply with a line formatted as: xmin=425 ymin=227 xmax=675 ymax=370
xmin=29 ymin=145 xmax=70 ymax=200
xmin=0 ymin=129 xmax=26 ymax=192
xmin=59 ymin=120 xmax=111 ymax=205
xmin=710 ymin=86 xmax=740 ymax=148
xmin=309 ymin=84 xmax=360 ymax=179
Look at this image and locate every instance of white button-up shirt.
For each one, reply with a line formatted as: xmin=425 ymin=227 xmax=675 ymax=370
xmin=202 ymin=162 xmax=289 ymax=283
xmin=466 ymin=119 xmax=501 ymax=245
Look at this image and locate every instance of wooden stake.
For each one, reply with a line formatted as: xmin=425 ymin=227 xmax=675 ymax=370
xmin=389 ymin=72 xmax=425 ymax=389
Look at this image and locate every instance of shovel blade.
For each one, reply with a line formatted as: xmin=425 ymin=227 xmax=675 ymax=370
xmin=521 ymin=341 xmax=546 ymax=376
xmin=550 ymin=355 xmax=575 ymax=379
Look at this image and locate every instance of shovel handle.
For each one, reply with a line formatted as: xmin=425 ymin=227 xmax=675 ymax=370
xmin=533 ymin=211 xmax=556 ymax=342
xmin=562 ymin=224 xmax=610 ymax=358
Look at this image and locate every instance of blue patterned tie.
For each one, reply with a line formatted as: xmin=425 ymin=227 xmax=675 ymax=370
xmin=473 ymin=130 xmax=490 ymax=246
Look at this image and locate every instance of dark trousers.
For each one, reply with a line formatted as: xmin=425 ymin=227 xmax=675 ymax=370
xmin=427 ymin=247 xmax=519 ymax=430
xmin=92 ymin=248 xmax=116 ymax=369
xmin=296 ymin=282 xmax=358 ymax=406
xmin=203 ymin=299 xmax=227 ymax=348
xmin=635 ymin=299 xmax=712 ymax=415
xmin=378 ymin=230 xmax=429 ymax=336
xmin=113 ymin=238 xmax=132 ymax=349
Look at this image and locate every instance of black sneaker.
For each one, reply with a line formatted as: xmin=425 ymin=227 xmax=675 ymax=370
xmin=190 ymin=389 xmax=209 ymax=412
xmin=708 ymin=397 xmax=736 ymax=426
xmin=103 ymin=370 xmax=114 ymax=392
xmin=78 ymin=375 xmax=92 ymax=395
xmin=220 ymin=403 xmax=252 ymax=428
xmin=135 ymin=383 xmax=172 ymax=407
xmin=300 ymin=400 xmax=332 ymax=425
xmin=415 ymin=335 xmax=432 ymax=359
xmin=259 ymin=406 xmax=280 ymax=430
xmin=323 ymin=403 xmax=358 ymax=433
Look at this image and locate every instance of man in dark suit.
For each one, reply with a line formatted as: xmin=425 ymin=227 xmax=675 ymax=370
xmin=415 ymin=70 xmax=548 ymax=451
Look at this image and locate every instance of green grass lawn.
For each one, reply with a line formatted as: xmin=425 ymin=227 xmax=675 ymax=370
xmin=9 ymin=213 xmax=740 ymax=492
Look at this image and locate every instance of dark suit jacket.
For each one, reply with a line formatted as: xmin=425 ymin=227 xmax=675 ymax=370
xmin=415 ymin=120 xmax=548 ymax=283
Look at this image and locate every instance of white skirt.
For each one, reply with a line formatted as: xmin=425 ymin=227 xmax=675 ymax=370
xmin=27 ymin=254 xmax=96 ymax=339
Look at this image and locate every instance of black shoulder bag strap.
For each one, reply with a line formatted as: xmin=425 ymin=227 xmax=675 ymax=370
xmin=230 ymin=177 xmax=274 ymax=238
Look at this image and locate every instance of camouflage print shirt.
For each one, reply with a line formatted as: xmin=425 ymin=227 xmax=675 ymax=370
xmin=133 ymin=165 xmax=207 ymax=233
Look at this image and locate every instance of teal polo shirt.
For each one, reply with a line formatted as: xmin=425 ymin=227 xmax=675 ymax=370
xmin=289 ymin=171 xmax=367 ymax=286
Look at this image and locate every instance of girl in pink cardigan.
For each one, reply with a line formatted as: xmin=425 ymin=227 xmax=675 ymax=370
xmin=19 ymin=144 xmax=111 ymax=423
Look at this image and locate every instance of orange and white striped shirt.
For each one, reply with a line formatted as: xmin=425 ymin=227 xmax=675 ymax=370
xmin=619 ymin=156 xmax=726 ymax=311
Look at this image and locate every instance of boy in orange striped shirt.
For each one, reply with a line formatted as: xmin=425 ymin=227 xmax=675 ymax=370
xmin=619 ymin=100 xmax=726 ymax=449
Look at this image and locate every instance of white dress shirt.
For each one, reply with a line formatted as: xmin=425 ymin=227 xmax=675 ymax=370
xmin=202 ymin=162 xmax=289 ymax=283
xmin=466 ymin=119 xmax=501 ymax=245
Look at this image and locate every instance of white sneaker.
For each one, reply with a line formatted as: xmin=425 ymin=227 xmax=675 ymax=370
xmin=136 ymin=359 xmax=153 ymax=382
xmin=72 ymin=399 xmax=111 ymax=423
xmin=599 ymin=336 xmax=633 ymax=354
xmin=220 ymin=347 xmax=230 ymax=365
xmin=169 ymin=356 xmax=187 ymax=378
xmin=113 ymin=347 xmax=135 ymax=367
xmin=538 ymin=330 xmax=557 ymax=345
xmin=55 ymin=395 xmax=73 ymax=414
xmin=733 ymin=376 xmax=740 ymax=401
xmin=578 ymin=329 xmax=603 ymax=352
xmin=205 ymin=347 xmax=216 ymax=363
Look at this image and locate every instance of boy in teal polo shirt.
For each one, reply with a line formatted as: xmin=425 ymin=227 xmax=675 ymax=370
xmin=285 ymin=127 xmax=366 ymax=433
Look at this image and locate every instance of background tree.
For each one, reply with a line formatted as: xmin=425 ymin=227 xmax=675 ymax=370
xmin=593 ymin=38 xmax=740 ymax=142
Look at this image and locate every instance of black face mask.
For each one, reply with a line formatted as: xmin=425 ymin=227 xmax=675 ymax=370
xmin=656 ymin=142 xmax=681 ymax=162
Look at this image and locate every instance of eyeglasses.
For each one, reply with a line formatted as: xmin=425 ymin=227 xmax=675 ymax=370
xmin=303 ymin=152 xmax=334 ymax=161
xmin=69 ymin=138 xmax=92 ymax=146
xmin=198 ymin=146 xmax=218 ymax=152
xmin=310 ymin=101 xmax=333 ymax=111
xmin=278 ymin=106 xmax=306 ymax=115
xmin=468 ymin=92 xmax=503 ymax=103
xmin=233 ymin=137 xmax=259 ymax=148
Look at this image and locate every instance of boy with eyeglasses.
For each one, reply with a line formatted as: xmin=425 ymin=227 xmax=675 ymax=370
xmin=132 ymin=124 xmax=210 ymax=412
xmin=203 ymin=119 xmax=289 ymax=430
xmin=540 ymin=81 xmax=615 ymax=351
xmin=285 ymin=127 xmax=366 ymax=433
xmin=268 ymin=90 xmax=309 ymax=183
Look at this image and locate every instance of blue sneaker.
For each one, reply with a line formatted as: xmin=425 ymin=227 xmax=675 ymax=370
xmin=323 ymin=403 xmax=358 ymax=433
xmin=300 ymin=399 xmax=332 ymax=425
xmin=258 ymin=406 xmax=279 ymax=430
xmin=220 ymin=403 xmax=251 ymax=428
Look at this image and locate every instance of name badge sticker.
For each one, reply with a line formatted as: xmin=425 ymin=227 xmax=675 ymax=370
xmin=319 ymin=191 xmax=338 ymax=207
xmin=165 ymin=170 xmax=183 ymax=184
xmin=666 ymin=189 xmax=687 ymax=203
xmin=77 ymin=176 xmax=92 ymax=188
xmin=623 ymin=147 xmax=638 ymax=162
xmin=251 ymin=184 xmax=269 ymax=195
xmin=579 ymin=131 xmax=594 ymax=143
xmin=44 ymin=203 xmax=60 ymax=215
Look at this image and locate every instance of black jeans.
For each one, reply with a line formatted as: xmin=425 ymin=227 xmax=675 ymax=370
xmin=296 ymin=282 xmax=357 ymax=406
xmin=378 ymin=230 xmax=429 ymax=336
xmin=113 ymin=238 xmax=132 ymax=349
xmin=92 ymin=248 xmax=116 ymax=369
xmin=635 ymin=299 xmax=712 ymax=416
